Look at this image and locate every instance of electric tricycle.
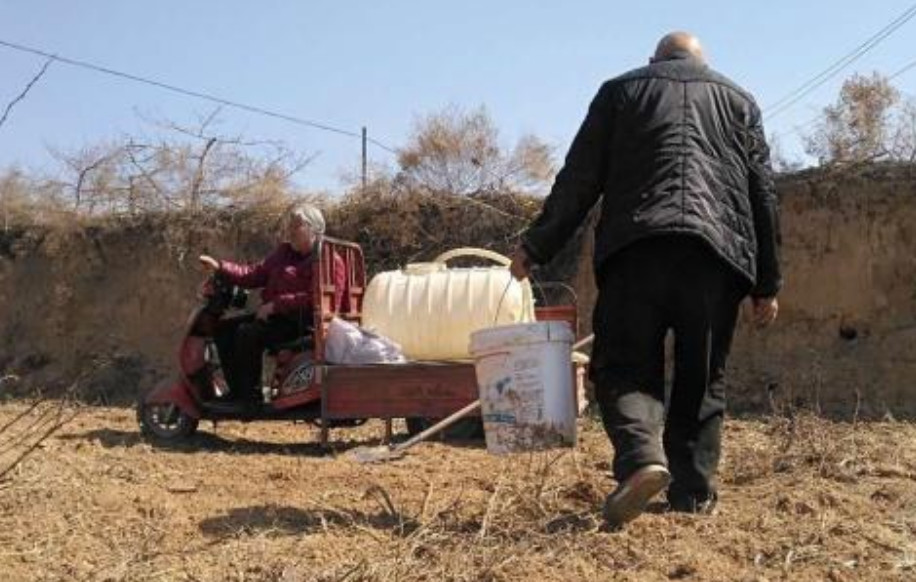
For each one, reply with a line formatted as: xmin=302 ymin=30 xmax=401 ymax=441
xmin=137 ymin=237 xmax=580 ymax=446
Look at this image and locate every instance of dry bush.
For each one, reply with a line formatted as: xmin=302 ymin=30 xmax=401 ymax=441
xmin=397 ymin=105 xmax=555 ymax=197
xmin=329 ymin=177 xmax=542 ymax=275
xmin=805 ymin=72 xmax=916 ymax=165
xmin=0 ymin=109 xmax=316 ymax=225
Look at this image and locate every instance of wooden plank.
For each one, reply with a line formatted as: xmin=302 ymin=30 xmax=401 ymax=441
xmin=322 ymin=363 xmax=479 ymax=419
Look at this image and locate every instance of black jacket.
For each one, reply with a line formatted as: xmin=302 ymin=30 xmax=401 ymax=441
xmin=522 ymin=53 xmax=781 ymax=297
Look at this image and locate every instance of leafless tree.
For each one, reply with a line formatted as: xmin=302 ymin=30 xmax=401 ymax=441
xmin=396 ymin=105 xmax=556 ymax=196
xmin=1 ymin=59 xmax=54 ymax=228
xmin=804 ymin=72 xmax=916 ymax=165
xmin=1 ymin=169 xmax=30 ymax=232
xmin=0 ymin=58 xmax=53 ymax=131
xmin=889 ymin=99 xmax=916 ymax=163
xmin=50 ymin=143 xmax=123 ymax=212
xmin=38 ymin=109 xmax=317 ymax=217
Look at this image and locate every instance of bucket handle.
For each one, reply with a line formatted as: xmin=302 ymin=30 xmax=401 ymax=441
xmin=493 ymin=276 xmax=537 ymax=327
xmin=434 ymin=247 xmax=511 ymax=267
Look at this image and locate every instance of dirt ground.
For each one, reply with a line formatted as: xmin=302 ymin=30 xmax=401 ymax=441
xmin=0 ymin=402 xmax=914 ymax=582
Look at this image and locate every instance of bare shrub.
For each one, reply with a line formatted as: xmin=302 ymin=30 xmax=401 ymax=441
xmin=397 ymin=105 xmax=555 ymax=196
xmin=805 ymin=72 xmax=916 ymax=165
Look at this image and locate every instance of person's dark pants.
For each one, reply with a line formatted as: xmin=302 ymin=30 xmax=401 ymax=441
xmin=590 ymin=236 xmax=748 ymax=505
xmin=213 ymin=313 xmax=305 ymax=403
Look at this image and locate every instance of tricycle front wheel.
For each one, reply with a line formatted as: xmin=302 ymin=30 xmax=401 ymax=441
xmin=137 ymin=400 xmax=199 ymax=442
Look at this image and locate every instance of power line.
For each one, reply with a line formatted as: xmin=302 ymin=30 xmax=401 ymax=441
xmin=771 ymin=55 xmax=916 ymax=145
xmin=0 ymin=37 xmax=399 ymax=155
xmin=764 ymin=3 xmax=916 ymax=117
xmin=366 ymin=136 xmax=398 ymax=155
xmin=764 ymin=2 xmax=916 ymax=121
xmin=890 ymin=55 xmax=916 ymax=80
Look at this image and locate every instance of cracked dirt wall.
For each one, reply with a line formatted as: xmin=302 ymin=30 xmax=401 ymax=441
xmin=1 ymin=166 xmax=915 ymax=416
xmin=572 ymin=165 xmax=916 ymax=417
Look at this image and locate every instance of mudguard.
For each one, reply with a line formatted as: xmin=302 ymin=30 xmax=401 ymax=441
xmin=142 ymin=378 xmax=202 ymax=419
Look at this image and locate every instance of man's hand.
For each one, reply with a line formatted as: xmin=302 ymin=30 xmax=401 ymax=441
xmin=750 ymin=296 xmax=779 ymax=328
xmin=199 ymin=255 xmax=219 ymax=272
xmin=257 ymin=302 xmax=275 ymax=321
xmin=509 ymin=246 xmax=532 ymax=281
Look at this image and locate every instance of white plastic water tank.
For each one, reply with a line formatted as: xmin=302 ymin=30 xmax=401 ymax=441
xmin=361 ymin=248 xmax=535 ymax=360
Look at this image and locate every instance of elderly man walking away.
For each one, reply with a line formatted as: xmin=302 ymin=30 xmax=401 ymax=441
xmin=510 ymin=32 xmax=781 ymax=526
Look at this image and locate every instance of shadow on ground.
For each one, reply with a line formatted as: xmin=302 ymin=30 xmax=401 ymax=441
xmin=58 ymin=428 xmax=394 ymax=457
xmin=198 ymin=503 xmax=421 ymax=537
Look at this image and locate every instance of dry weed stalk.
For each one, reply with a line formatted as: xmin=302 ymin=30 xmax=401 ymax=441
xmin=0 ymin=396 xmax=79 ymax=480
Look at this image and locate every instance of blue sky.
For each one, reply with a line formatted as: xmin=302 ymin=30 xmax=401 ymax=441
xmin=1 ymin=1 xmax=915 ymax=192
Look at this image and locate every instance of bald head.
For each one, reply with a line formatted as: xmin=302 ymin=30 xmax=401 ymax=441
xmin=652 ymin=31 xmax=705 ymax=64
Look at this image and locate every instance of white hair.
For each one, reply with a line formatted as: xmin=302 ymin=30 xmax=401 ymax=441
xmin=289 ymin=203 xmax=326 ymax=235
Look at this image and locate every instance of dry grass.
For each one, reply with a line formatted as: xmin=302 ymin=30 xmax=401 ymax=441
xmin=0 ymin=403 xmax=914 ymax=581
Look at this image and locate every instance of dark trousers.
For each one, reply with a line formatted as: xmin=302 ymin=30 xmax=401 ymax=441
xmin=213 ymin=314 xmax=304 ymax=402
xmin=590 ymin=236 xmax=748 ymax=503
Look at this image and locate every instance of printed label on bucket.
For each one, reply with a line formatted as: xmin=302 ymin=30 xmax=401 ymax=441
xmin=476 ymin=349 xmax=574 ymax=454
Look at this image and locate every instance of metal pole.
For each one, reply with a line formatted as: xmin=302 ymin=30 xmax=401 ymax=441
xmin=361 ymin=126 xmax=367 ymax=189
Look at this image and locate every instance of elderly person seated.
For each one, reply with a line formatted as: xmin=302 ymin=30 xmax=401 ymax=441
xmin=199 ymin=203 xmax=344 ymax=408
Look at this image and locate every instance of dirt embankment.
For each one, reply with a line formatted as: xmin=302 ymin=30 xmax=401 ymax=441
xmin=1 ymin=166 xmax=915 ymax=416
xmin=0 ymin=212 xmax=279 ymax=402
xmin=573 ymin=165 xmax=916 ymax=418
xmin=730 ymin=167 xmax=916 ymax=417
xmin=0 ymin=193 xmax=569 ymax=404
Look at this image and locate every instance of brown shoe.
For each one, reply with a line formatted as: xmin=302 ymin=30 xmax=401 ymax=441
xmin=603 ymin=464 xmax=671 ymax=526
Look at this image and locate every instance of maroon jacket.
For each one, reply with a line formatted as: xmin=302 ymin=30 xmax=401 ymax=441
xmin=219 ymin=243 xmax=346 ymax=315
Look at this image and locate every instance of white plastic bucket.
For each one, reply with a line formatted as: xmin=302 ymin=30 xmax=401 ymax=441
xmin=469 ymin=321 xmax=576 ymax=455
